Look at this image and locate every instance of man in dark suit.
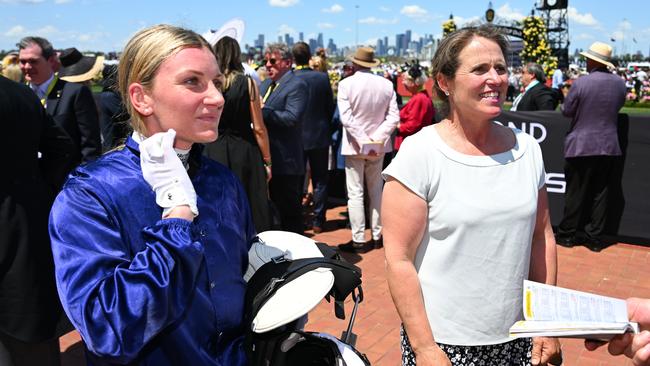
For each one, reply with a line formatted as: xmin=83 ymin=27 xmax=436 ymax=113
xmin=18 ymin=36 xmax=101 ymax=165
xmin=0 ymin=76 xmax=75 ymax=366
xmin=555 ymin=42 xmax=626 ymax=252
xmin=260 ymin=43 xmax=308 ymax=234
xmin=511 ymin=62 xmax=558 ymax=111
xmin=292 ymin=42 xmax=335 ymax=233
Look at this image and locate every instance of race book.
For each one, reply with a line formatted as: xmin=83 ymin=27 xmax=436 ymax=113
xmin=360 ymin=141 xmax=383 ymax=155
xmin=509 ymin=280 xmax=639 ymax=340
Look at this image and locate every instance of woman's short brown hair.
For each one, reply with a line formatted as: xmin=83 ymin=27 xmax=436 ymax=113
xmin=431 ymin=25 xmax=509 ymax=116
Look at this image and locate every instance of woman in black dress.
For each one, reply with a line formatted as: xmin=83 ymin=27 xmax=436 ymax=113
xmin=205 ymin=36 xmax=272 ymax=232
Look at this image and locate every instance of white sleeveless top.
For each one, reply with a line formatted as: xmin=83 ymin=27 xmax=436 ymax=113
xmin=383 ymin=124 xmax=546 ymax=345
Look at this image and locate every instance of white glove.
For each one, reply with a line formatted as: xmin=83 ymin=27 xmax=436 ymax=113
xmin=139 ymin=129 xmax=198 ymax=218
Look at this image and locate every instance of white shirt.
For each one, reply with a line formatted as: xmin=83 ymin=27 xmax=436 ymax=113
xmin=30 ymin=73 xmax=55 ymax=101
xmin=552 ymin=69 xmax=564 ymax=89
xmin=337 ymin=70 xmax=400 ymax=155
xmin=511 ymin=79 xmax=539 ymax=111
xmin=383 ymin=125 xmax=546 ymax=345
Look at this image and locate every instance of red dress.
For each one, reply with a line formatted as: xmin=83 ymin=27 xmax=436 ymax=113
xmin=395 ymin=90 xmax=434 ymax=151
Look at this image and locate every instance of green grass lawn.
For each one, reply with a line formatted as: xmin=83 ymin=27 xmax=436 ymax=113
xmin=500 ymin=102 xmax=650 ymax=116
xmin=620 ymin=106 xmax=650 ymax=115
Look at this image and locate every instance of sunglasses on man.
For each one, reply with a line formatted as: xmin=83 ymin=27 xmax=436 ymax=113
xmin=265 ymin=57 xmax=286 ymax=65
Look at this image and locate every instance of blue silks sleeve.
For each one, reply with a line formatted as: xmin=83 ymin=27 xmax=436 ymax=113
xmin=49 ymin=184 xmax=205 ymax=364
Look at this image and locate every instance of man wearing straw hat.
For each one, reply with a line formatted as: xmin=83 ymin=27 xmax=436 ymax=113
xmin=18 ymin=37 xmax=101 ymax=166
xmin=337 ymin=47 xmax=399 ymax=253
xmin=555 ymin=41 xmax=626 ymax=252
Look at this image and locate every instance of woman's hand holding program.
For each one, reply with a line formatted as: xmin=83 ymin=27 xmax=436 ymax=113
xmin=532 ymin=337 xmax=562 ymax=365
xmin=140 ymin=129 xmax=198 ymax=220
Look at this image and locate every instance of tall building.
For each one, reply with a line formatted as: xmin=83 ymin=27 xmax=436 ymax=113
xmin=395 ymin=33 xmax=405 ymax=56
xmin=317 ymin=33 xmax=324 ymax=49
xmin=254 ymin=34 xmax=265 ymax=49
xmin=327 ymin=38 xmax=337 ymax=53
xmin=284 ymin=33 xmax=294 ymax=47
xmin=309 ymin=39 xmax=318 ymax=53
xmin=299 ymin=32 xmax=304 ymax=42
xmin=376 ymin=38 xmax=384 ymax=56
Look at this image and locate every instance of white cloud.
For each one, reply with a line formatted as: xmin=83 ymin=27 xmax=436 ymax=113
xmin=344 ymin=27 xmax=352 ymax=32
xmin=453 ymin=15 xmax=481 ymax=27
xmin=35 ymin=25 xmax=59 ymax=36
xmin=317 ymin=22 xmax=335 ymax=29
xmin=322 ymin=4 xmax=343 ymax=13
xmin=277 ymin=24 xmax=296 ymax=36
xmin=609 ymin=20 xmax=634 ymax=42
xmin=618 ymin=19 xmax=632 ymax=31
xmin=0 ymin=0 xmax=45 ymax=3
xmin=9 ymin=24 xmax=60 ymax=39
xmin=4 ymin=25 xmax=26 ymax=37
xmin=611 ymin=30 xmax=624 ymax=42
xmin=401 ymin=5 xmax=427 ymax=17
xmin=379 ymin=6 xmax=390 ymax=12
xmin=54 ymin=0 xmax=72 ymax=3
xmin=364 ymin=37 xmax=379 ymax=46
xmin=574 ymin=33 xmax=594 ymax=41
xmin=567 ymin=7 xmax=598 ymax=26
xmin=359 ymin=16 xmax=398 ymax=25
xmin=3 ymin=24 xmax=110 ymax=49
xmin=269 ymin=0 xmax=298 ymax=8
xmin=495 ymin=4 xmax=525 ymax=22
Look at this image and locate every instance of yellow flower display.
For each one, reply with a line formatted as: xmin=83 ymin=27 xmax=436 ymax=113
xmin=442 ymin=19 xmax=457 ymax=38
xmin=520 ymin=15 xmax=557 ymax=79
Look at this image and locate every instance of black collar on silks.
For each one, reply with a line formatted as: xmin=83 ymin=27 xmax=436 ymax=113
xmin=245 ymin=256 xmax=363 ymax=328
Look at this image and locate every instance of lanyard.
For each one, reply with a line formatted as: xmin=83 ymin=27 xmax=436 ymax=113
xmin=39 ymin=74 xmax=58 ymax=107
xmin=263 ymin=82 xmax=278 ymax=103
xmin=295 ymin=65 xmax=309 ymax=70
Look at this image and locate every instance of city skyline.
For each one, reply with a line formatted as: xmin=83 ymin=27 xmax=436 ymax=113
xmin=2 ymin=0 xmax=649 ymax=57
xmin=246 ymin=28 xmax=437 ymax=58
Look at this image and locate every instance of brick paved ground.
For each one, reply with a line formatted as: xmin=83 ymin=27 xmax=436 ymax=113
xmin=60 ymin=204 xmax=650 ymax=365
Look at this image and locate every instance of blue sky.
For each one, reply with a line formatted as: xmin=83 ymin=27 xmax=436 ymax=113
xmin=1 ymin=0 xmax=649 ymax=56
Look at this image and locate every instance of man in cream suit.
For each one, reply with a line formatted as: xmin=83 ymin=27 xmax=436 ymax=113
xmin=337 ymin=47 xmax=399 ymax=253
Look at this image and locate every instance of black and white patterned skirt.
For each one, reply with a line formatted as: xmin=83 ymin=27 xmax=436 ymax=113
xmin=400 ymin=326 xmax=532 ymax=366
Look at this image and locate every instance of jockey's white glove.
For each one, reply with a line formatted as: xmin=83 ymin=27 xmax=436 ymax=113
xmin=139 ymin=129 xmax=198 ymax=218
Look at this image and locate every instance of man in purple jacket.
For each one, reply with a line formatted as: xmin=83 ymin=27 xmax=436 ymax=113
xmin=555 ymin=42 xmax=626 ymax=252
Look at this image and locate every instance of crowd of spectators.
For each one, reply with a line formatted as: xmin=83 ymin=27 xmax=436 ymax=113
xmin=2 ymin=26 xmax=650 ymax=366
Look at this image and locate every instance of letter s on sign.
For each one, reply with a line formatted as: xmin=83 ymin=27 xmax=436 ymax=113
xmin=546 ymin=173 xmax=566 ymax=194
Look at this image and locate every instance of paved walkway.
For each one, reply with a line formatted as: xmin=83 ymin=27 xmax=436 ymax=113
xmin=60 ymin=204 xmax=650 ymax=365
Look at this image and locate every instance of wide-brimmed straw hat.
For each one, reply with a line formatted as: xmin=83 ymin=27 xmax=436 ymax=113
xmin=349 ymin=47 xmax=380 ymax=68
xmin=580 ymin=42 xmax=615 ymax=69
xmin=58 ymin=47 xmax=104 ymax=83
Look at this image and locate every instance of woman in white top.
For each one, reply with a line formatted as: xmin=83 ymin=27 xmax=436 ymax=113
xmin=382 ymin=26 xmax=562 ymax=366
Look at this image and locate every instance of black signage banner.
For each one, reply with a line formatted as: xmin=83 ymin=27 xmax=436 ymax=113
xmin=496 ymin=111 xmax=650 ymax=245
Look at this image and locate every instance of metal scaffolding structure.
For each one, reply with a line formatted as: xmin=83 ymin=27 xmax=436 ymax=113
xmin=537 ymin=4 xmax=570 ymax=68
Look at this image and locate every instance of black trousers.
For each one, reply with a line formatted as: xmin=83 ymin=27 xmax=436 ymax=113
xmin=0 ymin=333 xmax=60 ymax=366
xmin=269 ymin=174 xmax=304 ymax=234
xmin=557 ymin=155 xmax=617 ymax=240
xmin=304 ymin=147 xmax=329 ymax=227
